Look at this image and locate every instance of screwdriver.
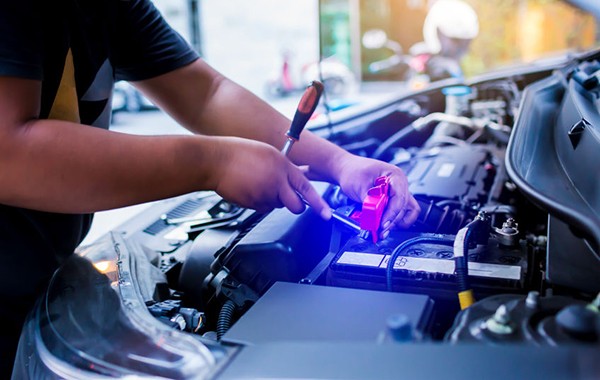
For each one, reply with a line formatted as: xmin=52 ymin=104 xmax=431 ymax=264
xmin=281 ymin=80 xmax=324 ymax=155
xmin=281 ymin=81 xmax=361 ymax=232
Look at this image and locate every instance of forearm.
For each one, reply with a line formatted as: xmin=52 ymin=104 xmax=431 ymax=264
xmin=135 ymin=60 xmax=352 ymax=185
xmin=195 ymin=78 xmax=350 ymax=183
xmin=0 ymin=119 xmax=225 ymax=213
xmin=129 ymin=61 xmax=419 ymax=229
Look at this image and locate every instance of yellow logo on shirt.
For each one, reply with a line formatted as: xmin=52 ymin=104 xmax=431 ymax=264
xmin=48 ymin=49 xmax=80 ymax=123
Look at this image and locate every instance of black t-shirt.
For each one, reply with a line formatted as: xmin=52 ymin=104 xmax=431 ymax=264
xmin=0 ymin=0 xmax=199 ymax=374
xmin=0 ymin=0 xmax=198 ymax=334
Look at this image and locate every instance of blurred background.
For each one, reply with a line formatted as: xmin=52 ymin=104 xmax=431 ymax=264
xmin=147 ymin=0 xmax=598 ymax=96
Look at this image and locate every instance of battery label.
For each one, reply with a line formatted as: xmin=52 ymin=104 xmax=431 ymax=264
xmin=337 ymin=251 xmax=385 ymax=267
xmin=337 ymin=252 xmax=521 ymax=280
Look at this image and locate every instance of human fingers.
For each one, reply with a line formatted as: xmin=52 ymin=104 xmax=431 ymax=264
xmin=379 ymin=194 xmax=421 ymax=240
xmin=287 ymin=166 xmax=331 ymax=220
xmin=394 ymin=194 xmax=421 ymax=229
xmin=214 ymin=139 xmax=297 ymax=213
xmin=380 ymin=205 xmax=405 ymax=240
xmin=379 ymin=173 xmax=410 ymax=230
xmin=297 ymin=165 xmax=310 ymax=174
xmin=278 ymin=184 xmax=306 ymax=215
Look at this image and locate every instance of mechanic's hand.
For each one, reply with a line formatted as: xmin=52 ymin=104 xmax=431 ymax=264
xmin=213 ymin=137 xmax=331 ymax=218
xmin=335 ymin=155 xmax=420 ymax=238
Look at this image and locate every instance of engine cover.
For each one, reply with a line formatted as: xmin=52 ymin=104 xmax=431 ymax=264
xmin=399 ymin=144 xmax=501 ymax=205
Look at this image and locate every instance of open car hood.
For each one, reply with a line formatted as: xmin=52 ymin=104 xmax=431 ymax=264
xmin=506 ymin=50 xmax=600 ymax=292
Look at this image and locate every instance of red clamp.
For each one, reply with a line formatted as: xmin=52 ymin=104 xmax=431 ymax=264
xmin=350 ymin=176 xmax=390 ymax=243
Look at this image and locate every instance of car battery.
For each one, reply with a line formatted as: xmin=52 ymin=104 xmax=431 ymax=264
xmin=326 ymin=231 xmax=530 ymax=301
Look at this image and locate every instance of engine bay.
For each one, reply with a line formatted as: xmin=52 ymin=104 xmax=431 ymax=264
xmin=101 ymin=55 xmax=600 ymax=362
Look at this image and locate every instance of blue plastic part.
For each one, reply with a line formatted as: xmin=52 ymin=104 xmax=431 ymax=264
xmin=441 ymin=85 xmax=472 ymax=96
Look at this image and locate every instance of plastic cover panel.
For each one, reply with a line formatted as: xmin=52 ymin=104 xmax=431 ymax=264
xmin=218 ymin=343 xmax=599 ymax=380
xmin=506 ymin=71 xmax=600 ymax=292
xmin=222 ymin=282 xmax=434 ymax=345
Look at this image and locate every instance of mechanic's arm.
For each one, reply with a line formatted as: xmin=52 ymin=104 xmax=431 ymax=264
xmin=133 ymin=59 xmax=420 ymax=232
xmin=0 ymin=76 xmax=327 ymax=216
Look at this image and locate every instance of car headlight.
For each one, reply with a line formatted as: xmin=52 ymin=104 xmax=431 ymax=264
xmin=13 ymin=234 xmax=218 ymax=379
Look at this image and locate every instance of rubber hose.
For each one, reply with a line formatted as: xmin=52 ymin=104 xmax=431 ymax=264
xmin=372 ymin=125 xmax=416 ymax=160
xmin=216 ymin=300 xmax=236 ymax=341
xmin=454 ymin=259 xmax=469 ymax=291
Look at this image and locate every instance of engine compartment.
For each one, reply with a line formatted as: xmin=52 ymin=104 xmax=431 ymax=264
xmin=113 ymin=57 xmax=600 ymax=354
